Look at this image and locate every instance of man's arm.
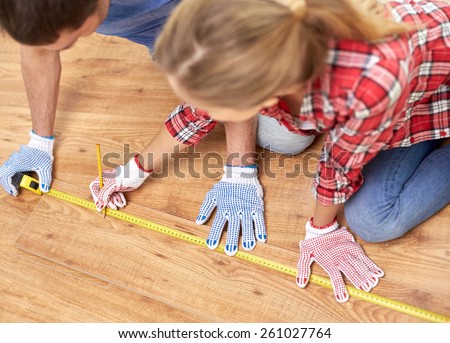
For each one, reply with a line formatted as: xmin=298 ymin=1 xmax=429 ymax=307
xmin=224 ymin=117 xmax=258 ymax=166
xmin=0 ymin=46 xmax=60 ymax=195
xmin=20 ymin=45 xmax=61 ymax=137
xmin=198 ymin=116 xmax=264 ymax=256
xmin=138 ymin=116 xmax=258 ymax=175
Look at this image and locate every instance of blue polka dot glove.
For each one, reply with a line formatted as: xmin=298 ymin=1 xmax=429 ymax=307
xmin=0 ymin=131 xmax=54 ymax=196
xmin=196 ymin=165 xmax=267 ymax=256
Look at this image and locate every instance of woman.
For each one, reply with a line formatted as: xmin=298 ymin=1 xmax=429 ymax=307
xmin=148 ymin=0 xmax=450 ymax=301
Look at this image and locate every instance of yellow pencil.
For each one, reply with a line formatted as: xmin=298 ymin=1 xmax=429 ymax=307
xmin=96 ymin=143 xmax=106 ymax=218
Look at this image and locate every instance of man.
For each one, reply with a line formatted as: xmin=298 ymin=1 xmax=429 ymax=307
xmin=0 ymin=0 xmax=179 ymax=195
xmin=0 ymin=0 xmax=261 ymax=257
xmin=0 ymin=0 xmax=255 ymax=258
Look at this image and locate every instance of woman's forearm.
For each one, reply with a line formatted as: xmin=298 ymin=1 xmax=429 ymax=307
xmin=312 ymin=201 xmax=343 ymax=226
xmin=139 ymin=123 xmax=188 ymax=173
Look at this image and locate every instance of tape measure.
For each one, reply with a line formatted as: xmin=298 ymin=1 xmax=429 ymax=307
xmin=14 ymin=173 xmax=450 ymax=323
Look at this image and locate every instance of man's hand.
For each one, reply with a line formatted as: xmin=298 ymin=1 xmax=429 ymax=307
xmin=196 ymin=165 xmax=267 ymax=256
xmin=0 ymin=131 xmax=54 ymax=195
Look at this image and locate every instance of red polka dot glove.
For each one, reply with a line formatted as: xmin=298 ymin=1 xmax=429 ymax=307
xmin=89 ymin=156 xmax=152 ymax=212
xmin=296 ymin=218 xmax=384 ymax=302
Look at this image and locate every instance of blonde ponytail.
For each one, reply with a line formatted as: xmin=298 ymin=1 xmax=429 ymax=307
xmin=276 ymin=0 xmax=307 ymax=19
xmin=304 ymin=0 xmax=409 ymax=41
xmin=154 ymin=0 xmax=412 ymax=110
xmin=277 ymin=0 xmax=409 ymax=39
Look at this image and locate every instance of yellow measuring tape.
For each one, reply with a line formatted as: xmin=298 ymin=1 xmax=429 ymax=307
xmin=15 ymin=173 xmax=450 ymax=323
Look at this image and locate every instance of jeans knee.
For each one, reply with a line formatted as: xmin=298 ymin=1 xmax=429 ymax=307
xmin=345 ymin=205 xmax=381 ymax=242
xmin=345 ymin=202 xmax=408 ymax=243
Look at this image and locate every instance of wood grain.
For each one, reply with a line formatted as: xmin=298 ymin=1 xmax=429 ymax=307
xmin=0 ymin=249 xmax=207 ymax=322
xmin=15 ymin=180 xmax=422 ymax=322
xmin=0 ymin=32 xmax=448 ymax=322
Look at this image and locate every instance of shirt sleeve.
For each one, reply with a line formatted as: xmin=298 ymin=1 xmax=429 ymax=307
xmin=165 ymin=103 xmax=217 ymax=146
xmin=313 ymin=57 xmax=409 ymax=205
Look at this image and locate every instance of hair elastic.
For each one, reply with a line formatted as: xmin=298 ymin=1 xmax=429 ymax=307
xmin=292 ymin=1 xmax=306 ymax=20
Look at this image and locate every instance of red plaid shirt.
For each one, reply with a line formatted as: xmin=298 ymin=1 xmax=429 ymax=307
xmin=165 ymin=0 xmax=450 ymax=205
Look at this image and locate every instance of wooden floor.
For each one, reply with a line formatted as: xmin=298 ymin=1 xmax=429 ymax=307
xmin=0 ymin=33 xmax=449 ymax=323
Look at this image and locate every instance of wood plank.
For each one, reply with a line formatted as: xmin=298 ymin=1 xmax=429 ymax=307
xmin=0 ymin=184 xmax=205 ymax=322
xmin=1 ymin=31 xmax=448 ymax=322
xmin=15 ymin=180 xmax=425 ymax=322
xmin=0 ymin=250 xmax=206 ymax=322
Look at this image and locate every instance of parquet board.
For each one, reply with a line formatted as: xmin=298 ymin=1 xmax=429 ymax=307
xmin=13 ymin=180 xmax=428 ymax=322
xmin=0 ymin=31 xmax=448 ymax=322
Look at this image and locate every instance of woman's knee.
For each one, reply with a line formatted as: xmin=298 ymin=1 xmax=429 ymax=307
xmin=256 ymin=115 xmax=315 ymax=155
xmin=346 ymin=141 xmax=450 ymax=242
xmin=257 ymin=135 xmax=315 ymax=155
xmin=344 ymin=201 xmax=411 ymax=243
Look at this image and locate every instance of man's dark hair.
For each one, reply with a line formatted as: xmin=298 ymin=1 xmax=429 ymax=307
xmin=0 ymin=0 xmax=99 ymax=45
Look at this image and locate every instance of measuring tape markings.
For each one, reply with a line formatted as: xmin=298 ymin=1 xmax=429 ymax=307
xmin=16 ymin=174 xmax=450 ymax=323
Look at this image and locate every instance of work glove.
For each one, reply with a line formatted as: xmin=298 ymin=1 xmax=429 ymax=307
xmin=89 ymin=156 xmax=152 ymax=212
xmin=196 ymin=165 xmax=266 ymax=256
xmin=0 ymin=130 xmax=54 ymax=195
xmin=296 ymin=217 xmax=384 ymax=303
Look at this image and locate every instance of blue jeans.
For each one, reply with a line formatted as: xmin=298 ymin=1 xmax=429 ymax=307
xmin=257 ymin=115 xmax=450 ymax=242
xmin=96 ymin=0 xmax=178 ymax=51
xmin=345 ymin=139 xmax=450 ymax=242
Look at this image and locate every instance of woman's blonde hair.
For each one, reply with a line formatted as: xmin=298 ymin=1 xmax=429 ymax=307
xmin=154 ymin=0 xmax=411 ymax=109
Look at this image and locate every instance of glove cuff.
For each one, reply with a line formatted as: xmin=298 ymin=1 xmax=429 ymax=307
xmin=305 ymin=217 xmax=339 ymax=240
xmin=222 ymin=164 xmax=258 ymax=184
xmin=116 ymin=157 xmax=151 ymax=188
xmin=28 ymin=130 xmax=54 ymax=155
xmin=134 ymin=155 xmax=153 ymax=174
xmin=221 ymin=165 xmax=263 ymax=198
